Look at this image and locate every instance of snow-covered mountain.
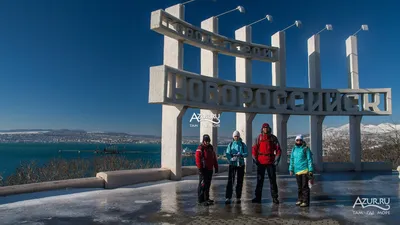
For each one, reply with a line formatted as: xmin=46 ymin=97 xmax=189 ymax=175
xmin=323 ymin=123 xmax=399 ymax=137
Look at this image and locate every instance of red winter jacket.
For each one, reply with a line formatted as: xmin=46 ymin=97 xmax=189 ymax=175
xmin=252 ymin=133 xmax=281 ymax=165
xmin=195 ymin=144 xmax=218 ymax=171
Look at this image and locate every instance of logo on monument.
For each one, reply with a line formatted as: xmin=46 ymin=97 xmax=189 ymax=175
xmin=189 ymin=112 xmax=221 ymax=128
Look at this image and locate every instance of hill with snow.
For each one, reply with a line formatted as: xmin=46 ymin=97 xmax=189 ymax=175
xmin=323 ymin=123 xmax=399 ymax=138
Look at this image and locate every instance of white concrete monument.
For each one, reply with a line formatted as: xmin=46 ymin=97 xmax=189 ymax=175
xmin=308 ymin=28 xmax=326 ymax=173
xmin=235 ymin=25 xmax=256 ymax=174
xmin=199 ymin=16 xmax=219 ymax=154
xmin=149 ymin=5 xmax=392 ymax=179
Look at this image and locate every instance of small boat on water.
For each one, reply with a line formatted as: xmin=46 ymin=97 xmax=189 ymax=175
xmin=182 ymin=147 xmax=195 ymax=157
xmin=59 ymin=144 xmax=124 ymax=155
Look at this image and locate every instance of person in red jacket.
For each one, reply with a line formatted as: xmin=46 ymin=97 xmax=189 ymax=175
xmin=251 ymin=123 xmax=281 ymax=204
xmin=195 ymin=134 xmax=219 ymax=206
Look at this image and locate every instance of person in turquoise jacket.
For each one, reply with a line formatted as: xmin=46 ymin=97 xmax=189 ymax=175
xmin=225 ymin=130 xmax=248 ymax=204
xmin=289 ymin=135 xmax=314 ymax=207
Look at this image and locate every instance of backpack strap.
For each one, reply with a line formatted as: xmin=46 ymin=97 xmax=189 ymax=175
xmin=228 ymin=141 xmax=243 ymax=155
xmin=303 ymin=145 xmax=311 ymax=158
xmin=256 ymin=134 xmax=263 ymax=154
xmin=238 ymin=141 xmax=244 ymax=155
xmin=270 ymin=134 xmax=279 ymax=145
xmin=200 ymin=145 xmax=206 ymax=158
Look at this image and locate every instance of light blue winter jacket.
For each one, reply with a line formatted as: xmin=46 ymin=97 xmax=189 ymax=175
xmin=289 ymin=142 xmax=314 ymax=174
xmin=226 ymin=138 xmax=248 ymax=166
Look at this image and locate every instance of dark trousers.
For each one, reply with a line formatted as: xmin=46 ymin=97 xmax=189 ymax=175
xmin=254 ymin=164 xmax=278 ymax=200
xmin=198 ymin=169 xmax=213 ymax=203
xmin=225 ymin=165 xmax=245 ymax=199
xmin=296 ymin=174 xmax=310 ymax=204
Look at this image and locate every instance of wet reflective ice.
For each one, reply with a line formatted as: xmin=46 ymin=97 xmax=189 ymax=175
xmin=0 ymin=171 xmax=399 ymax=224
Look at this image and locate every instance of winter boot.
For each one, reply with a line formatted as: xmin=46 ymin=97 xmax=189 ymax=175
xmin=252 ymin=198 xmax=261 ymax=203
xmin=203 ymin=201 xmax=211 ymax=206
xmin=300 ymin=202 xmax=309 ymax=207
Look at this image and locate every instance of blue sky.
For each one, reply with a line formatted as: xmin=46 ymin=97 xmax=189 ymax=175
xmin=0 ymin=0 xmax=398 ymax=137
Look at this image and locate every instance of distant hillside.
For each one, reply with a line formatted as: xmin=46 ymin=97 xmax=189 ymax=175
xmin=0 ymin=122 xmax=398 ymax=143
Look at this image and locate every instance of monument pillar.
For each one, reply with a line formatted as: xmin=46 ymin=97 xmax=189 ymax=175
xmin=235 ymin=25 xmax=256 ymax=174
xmin=308 ymin=34 xmax=325 ymax=172
xmin=346 ymin=35 xmax=362 ymax=171
xmin=200 ymin=16 xmax=219 ymax=152
xmin=161 ymin=4 xmax=187 ymax=180
xmin=272 ymin=31 xmax=290 ymax=173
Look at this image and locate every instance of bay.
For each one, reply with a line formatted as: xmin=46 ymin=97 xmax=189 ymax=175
xmin=0 ymin=143 xmax=229 ymax=179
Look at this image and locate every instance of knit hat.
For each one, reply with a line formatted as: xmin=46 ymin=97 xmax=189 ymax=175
xmin=261 ymin=123 xmax=271 ymax=134
xmin=203 ymin=134 xmax=211 ymax=142
xmin=295 ymin=135 xmax=303 ymax=141
xmin=232 ymin=130 xmax=240 ymax=138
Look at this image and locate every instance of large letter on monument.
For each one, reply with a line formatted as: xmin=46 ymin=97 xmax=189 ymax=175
xmin=205 ymin=81 xmax=219 ymax=105
xmin=307 ymin=92 xmax=323 ymax=113
xmin=342 ymin=93 xmax=358 ymax=112
xmin=238 ymin=87 xmax=254 ymax=107
xmin=324 ymin=91 xmax=342 ymax=112
xmin=173 ymin=74 xmax=187 ymax=101
xmin=363 ymin=93 xmax=380 ymax=112
xmin=255 ymin=89 xmax=270 ymax=109
xmin=219 ymin=85 xmax=237 ymax=106
xmin=288 ymin=91 xmax=305 ymax=112
xmin=188 ymin=78 xmax=204 ymax=102
xmin=272 ymin=90 xmax=288 ymax=111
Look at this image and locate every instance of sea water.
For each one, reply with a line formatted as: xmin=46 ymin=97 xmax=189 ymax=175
xmin=0 ymin=143 xmax=228 ymax=179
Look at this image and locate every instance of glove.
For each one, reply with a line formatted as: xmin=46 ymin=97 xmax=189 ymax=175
xmin=252 ymin=158 xmax=260 ymax=166
xmin=215 ymin=168 xmax=219 ymax=174
xmin=231 ymin=156 xmax=238 ymax=162
xmin=273 ymin=156 xmax=281 ymax=166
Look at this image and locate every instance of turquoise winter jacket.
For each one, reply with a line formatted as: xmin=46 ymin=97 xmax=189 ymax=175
xmin=289 ymin=143 xmax=314 ymax=174
xmin=226 ymin=138 xmax=248 ymax=166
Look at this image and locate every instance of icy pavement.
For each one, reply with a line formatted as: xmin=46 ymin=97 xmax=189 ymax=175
xmin=0 ymin=171 xmax=399 ymax=225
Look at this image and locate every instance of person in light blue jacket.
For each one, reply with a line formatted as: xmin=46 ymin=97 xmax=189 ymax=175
xmin=289 ymin=135 xmax=314 ymax=207
xmin=225 ymin=130 xmax=248 ymax=204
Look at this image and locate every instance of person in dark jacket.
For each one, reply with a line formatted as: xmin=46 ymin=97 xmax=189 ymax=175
xmin=289 ymin=135 xmax=314 ymax=207
xmin=251 ymin=123 xmax=281 ymax=204
xmin=195 ymin=134 xmax=219 ymax=206
xmin=225 ymin=130 xmax=248 ymax=204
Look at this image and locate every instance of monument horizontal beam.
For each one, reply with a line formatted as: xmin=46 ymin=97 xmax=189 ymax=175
xmin=149 ymin=65 xmax=392 ymax=116
xmin=150 ymin=9 xmax=278 ymax=62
